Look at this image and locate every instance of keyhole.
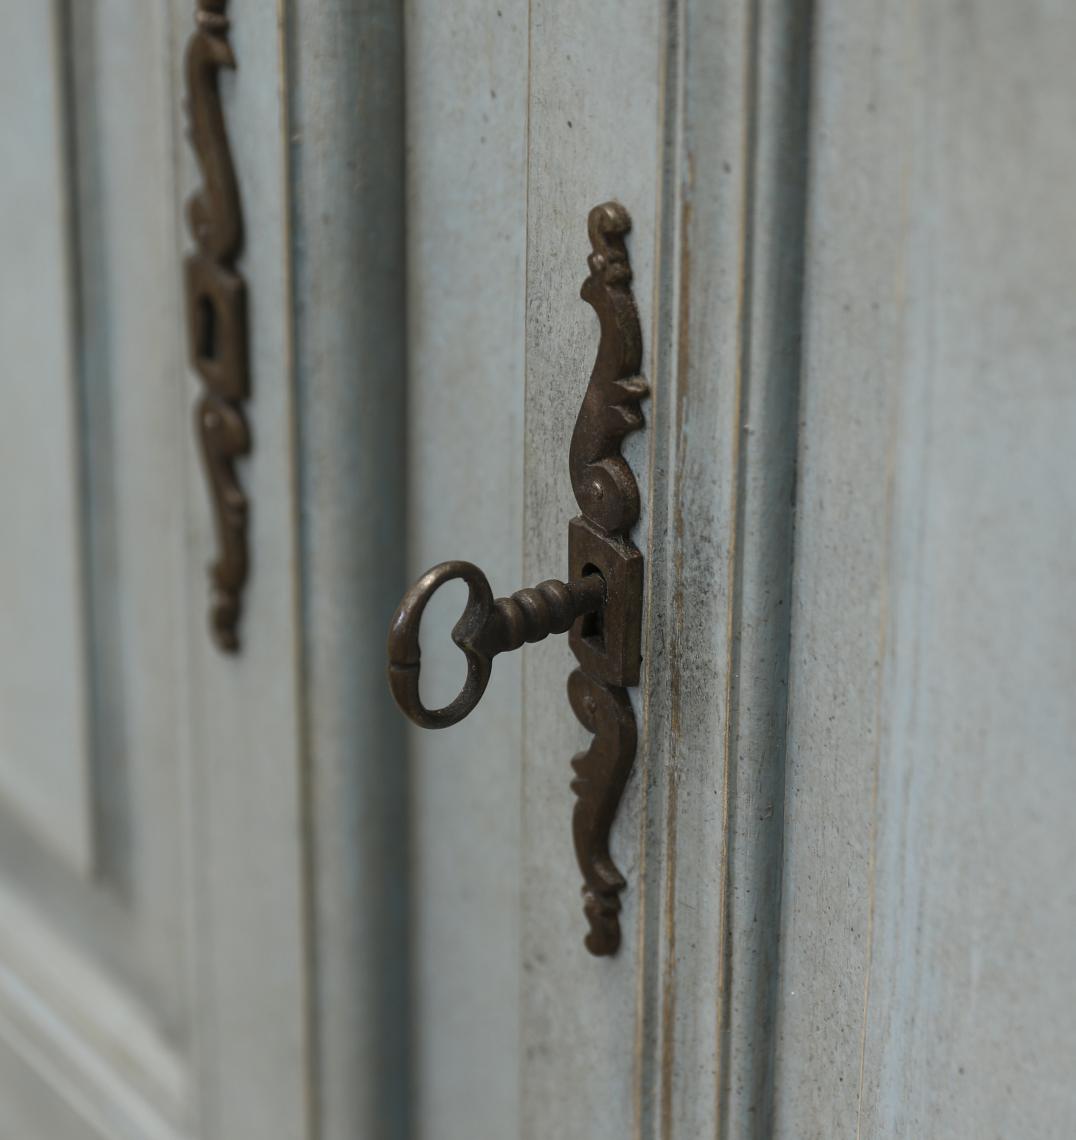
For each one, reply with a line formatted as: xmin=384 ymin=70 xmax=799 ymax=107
xmin=579 ymin=564 xmax=605 ymax=649
xmin=196 ymin=295 xmax=217 ymax=363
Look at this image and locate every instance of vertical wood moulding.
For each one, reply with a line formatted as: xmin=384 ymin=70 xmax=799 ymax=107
xmin=636 ymin=0 xmax=814 ymax=1133
xmin=282 ymin=0 xmax=412 ymax=1134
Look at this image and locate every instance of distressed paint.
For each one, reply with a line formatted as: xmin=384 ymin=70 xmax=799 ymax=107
xmin=640 ymin=1 xmax=810 ymax=1136
xmin=0 ymin=5 xmax=195 ymax=1136
xmin=0 ymin=0 xmax=94 ymax=872
xmin=284 ymin=1 xmax=409 ymax=1138
xmin=520 ymin=1 xmax=661 ymax=1135
xmin=5 ymin=1 xmax=1072 ymax=1137
xmin=171 ymin=0 xmax=313 ymax=1134
xmin=0 ymin=1 xmax=408 ymax=1138
xmin=520 ymin=1 xmax=810 ymax=1135
xmin=775 ymin=1 xmax=1076 ymax=1135
xmin=403 ymin=0 xmax=528 ymax=1136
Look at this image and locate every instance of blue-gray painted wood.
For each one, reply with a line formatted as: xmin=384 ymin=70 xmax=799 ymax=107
xmin=775 ymin=1 xmax=1076 ymax=1135
xmin=284 ymin=1 xmax=410 ymax=1137
xmin=403 ymin=2 xmax=528 ymax=1137
xmin=3 ymin=2 xmax=1073 ymax=1137
xmin=0 ymin=0 xmax=93 ymax=872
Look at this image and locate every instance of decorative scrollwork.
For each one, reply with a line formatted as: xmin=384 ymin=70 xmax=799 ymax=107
xmin=383 ymin=202 xmax=647 ymax=958
xmin=567 ymin=202 xmax=648 ymax=955
xmin=184 ymin=0 xmax=250 ymax=652
xmin=570 ymin=203 xmax=648 ymax=533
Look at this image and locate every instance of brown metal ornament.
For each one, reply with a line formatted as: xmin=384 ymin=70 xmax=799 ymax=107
xmin=385 ymin=202 xmax=647 ymax=957
xmin=567 ymin=201 xmax=647 ymax=955
xmin=184 ymin=0 xmax=251 ymax=652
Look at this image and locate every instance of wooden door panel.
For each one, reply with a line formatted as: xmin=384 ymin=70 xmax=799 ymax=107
xmin=0 ymin=2 xmax=94 ymax=871
xmin=0 ymin=3 xmax=314 ymax=1137
xmin=520 ymin=4 xmax=662 ymax=1136
xmin=518 ymin=1 xmax=809 ymax=1135
xmin=6 ymin=2 xmax=1072 ymax=1137
xmin=0 ymin=1037 xmax=118 ymax=1140
xmin=775 ymin=1 xmax=1076 ymax=1135
xmin=403 ymin=1 xmax=810 ymax=1134
xmin=0 ymin=1 xmax=414 ymax=1137
xmin=404 ymin=1 xmax=528 ymax=1137
xmin=0 ymin=5 xmax=194 ymax=1137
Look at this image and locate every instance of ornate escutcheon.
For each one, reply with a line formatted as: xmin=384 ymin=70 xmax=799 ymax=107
xmin=386 ymin=202 xmax=647 ymax=956
xmin=183 ymin=0 xmax=251 ymax=652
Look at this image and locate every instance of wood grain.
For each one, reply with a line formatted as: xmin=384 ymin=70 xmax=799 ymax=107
xmin=775 ymin=1 xmax=1076 ymax=1135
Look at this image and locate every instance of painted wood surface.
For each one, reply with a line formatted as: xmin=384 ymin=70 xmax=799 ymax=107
xmin=0 ymin=2 xmax=385 ymax=1130
xmin=774 ymin=1 xmax=1076 ymax=1135
xmin=284 ymin=1 xmax=410 ymax=1138
xmin=0 ymin=5 xmax=194 ymax=1136
xmin=1 ymin=1 xmax=411 ymax=1136
xmin=0 ymin=0 xmax=93 ymax=872
xmin=519 ymin=2 xmax=810 ymax=1136
xmin=403 ymin=1 xmax=528 ymax=1138
xmin=168 ymin=0 xmax=312 ymax=1133
xmin=520 ymin=2 xmax=660 ymax=1134
xmin=636 ymin=3 xmax=813 ymax=1136
xmin=3 ymin=1 xmax=1074 ymax=1137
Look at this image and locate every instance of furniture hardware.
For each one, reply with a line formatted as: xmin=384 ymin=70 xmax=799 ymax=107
xmin=387 ymin=202 xmax=647 ymax=955
xmin=184 ymin=0 xmax=251 ymax=652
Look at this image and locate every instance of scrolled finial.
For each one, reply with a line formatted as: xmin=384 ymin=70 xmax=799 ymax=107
xmin=586 ymin=201 xmax=633 ymax=286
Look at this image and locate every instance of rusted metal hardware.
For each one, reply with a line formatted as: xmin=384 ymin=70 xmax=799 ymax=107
xmin=386 ymin=201 xmax=647 ymax=956
xmin=566 ymin=201 xmax=647 ymax=955
xmin=184 ymin=0 xmax=251 ymax=652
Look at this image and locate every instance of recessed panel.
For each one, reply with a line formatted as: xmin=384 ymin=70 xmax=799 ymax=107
xmin=0 ymin=3 xmax=93 ymax=873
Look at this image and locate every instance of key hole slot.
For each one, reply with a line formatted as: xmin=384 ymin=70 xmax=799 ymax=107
xmin=196 ymin=294 xmax=218 ymax=363
xmin=579 ymin=564 xmax=606 ymax=650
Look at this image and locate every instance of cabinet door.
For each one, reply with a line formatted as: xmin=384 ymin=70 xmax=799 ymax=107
xmin=404 ymin=1 xmax=807 ymax=1136
xmin=773 ymin=1 xmax=1076 ymax=1135
xmin=0 ymin=8 xmax=209 ymax=1136
xmin=0 ymin=0 xmax=407 ymax=1134
xmin=6 ymin=2 xmax=1073 ymax=1138
xmin=405 ymin=2 xmax=1076 ymax=1138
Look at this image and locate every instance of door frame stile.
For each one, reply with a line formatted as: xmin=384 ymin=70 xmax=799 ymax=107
xmin=636 ymin=0 xmax=813 ymax=1133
